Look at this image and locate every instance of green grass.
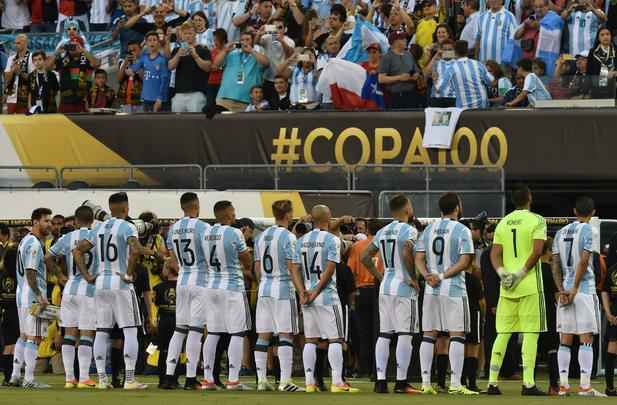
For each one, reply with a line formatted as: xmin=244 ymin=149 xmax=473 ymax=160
xmin=0 ymin=376 xmax=611 ymax=405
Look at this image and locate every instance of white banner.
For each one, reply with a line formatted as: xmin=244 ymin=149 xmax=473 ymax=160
xmin=422 ymin=107 xmax=465 ymax=149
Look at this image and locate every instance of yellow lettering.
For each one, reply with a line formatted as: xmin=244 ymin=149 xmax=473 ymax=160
xmin=334 ymin=127 xmax=370 ymax=167
xmin=304 ymin=127 xmax=333 ymax=173
xmin=450 ymin=127 xmax=478 ymax=166
xmin=402 ymin=128 xmax=431 ymax=166
xmin=481 ymin=127 xmax=508 ymax=167
xmin=374 ymin=128 xmax=402 ymax=164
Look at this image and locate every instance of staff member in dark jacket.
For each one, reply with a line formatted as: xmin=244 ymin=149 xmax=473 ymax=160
xmin=0 ymin=246 xmax=19 ymax=385
xmin=154 ymin=264 xmax=179 ymax=388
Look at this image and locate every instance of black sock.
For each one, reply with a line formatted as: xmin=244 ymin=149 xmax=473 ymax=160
xmin=548 ymin=350 xmax=559 ymax=388
xmin=606 ymin=352 xmax=616 ymax=390
xmin=315 ymin=348 xmax=328 ymax=385
xmin=462 ymin=358 xmax=470 ymax=387
xmin=436 ymin=354 xmax=448 ymax=388
xmin=111 ymin=347 xmax=123 ymax=383
xmin=272 ymin=355 xmax=281 ymax=384
xmin=466 ymin=357 xmax=478 ymax=387
xmin=158 ymin=349 xmax=168 ymax=385
xmin=1 ymin=354 xmax=13 ymax=382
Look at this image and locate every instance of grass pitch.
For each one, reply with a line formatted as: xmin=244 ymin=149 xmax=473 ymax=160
xmin=0 ymin=376 xmax=611 ymax=405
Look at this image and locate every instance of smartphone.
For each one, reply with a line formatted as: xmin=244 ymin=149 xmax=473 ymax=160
xmin=297 ymin=54 xmax=310 ymax=62
xmin=442 ymin=50 xmax=455 ymax=59
xmin=264 ymin=24 xmax=276 ymax=34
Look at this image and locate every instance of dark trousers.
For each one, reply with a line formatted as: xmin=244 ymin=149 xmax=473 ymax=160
xmin=213 ymin=333 xmax=231 ymax=385
xmin=206 ymin=84 xmax=221 ymax=110
xmin=356 ymin=286 xmax=379 ymax=376
xmin=156 ymin=314 xmax=178 ymax=384
xmin=484 ymin=312 xmax=519 ymax=377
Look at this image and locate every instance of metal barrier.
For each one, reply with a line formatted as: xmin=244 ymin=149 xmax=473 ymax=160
xmin=60 ymin=165 xmax=203 ymax=189
xmin=0 ymin=166 xmax=60 ymax=188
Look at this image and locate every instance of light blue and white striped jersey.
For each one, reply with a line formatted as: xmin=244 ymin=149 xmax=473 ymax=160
xmin=49 ymin=228 xmax=96 ymax=298
xmin=437 ymin=57 xmax=493 ymax=109
xmin=254 ymin=225 xmax=297 ymax=299
xmin=372 ymin=220 xmax=418 ymax=298
xmin=166 ymin=217 xmax=210 ymax=288
xmin=475 ymin=7 xmax=517 ymax=63
xmin=523 ymin=72 xmax=551 ymax=106
xmin=568 ymin=11 xmax=599 ymax=57
xmin=174 ymin=0 xmax=191 ymax=12
xmin=416 ymin=218 xmax=474 ymax=297
xmin=196 ymin=28 xmax=216 ymax=48
xmin=293 ymin=229 xmax=341 ymax=306
xmin=204 ymin=224 xmax=248 ymax=291
xmin=87 ymin=218 xmax=138 ymax=291
xmin=16 ymin=234 xmax=46 ymax=308
xmin=290 ymin=67 xmax=320 ymax=105
xmin=139 ymin=0 xmax=161 ymax=10
xmin=187 ymin=0 xmax=218 ymax=27
xmin=552 ymin=221 xmax=596 ymax=294
xmin=431 ymin=59 xmax=455 ymax=98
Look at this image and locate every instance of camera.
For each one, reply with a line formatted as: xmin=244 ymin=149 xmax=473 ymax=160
xmin=264 ymin=24 xmax=276 ymax=34
xmin=80 ymin=200 xmax=158 ymax=238
xmin=66 ymin=43 xmax=77 ymax=52
xmin=235 ymin=42 xmax=242 ymax=49
xmin=297 ymin=54 xmax=310 ymax=62
xmin=442 ymin=50 xmax=455 ymax=59
xmin=82 ymin=200 xmax=111 ymax=222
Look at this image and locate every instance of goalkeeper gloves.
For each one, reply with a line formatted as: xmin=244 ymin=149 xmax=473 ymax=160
xmin=507 ymin=268 xmax=527 ymax=290
xmin=496 ymin=267 xmax=513 ymax=289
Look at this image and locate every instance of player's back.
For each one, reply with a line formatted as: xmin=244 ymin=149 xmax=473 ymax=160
xmin=205 ymin=224 xmax=247 ymax=291
xmin=295 ymin=229 xmax=340 ymax=305
xmin=494 ymin=209 xmax=546 ymax=298
xmin=16 ymin=233 xmax=46 ymax=307
xmin=51 ymin=228 xmax=96 ymax=297
xmin=374 ymin=220 xmax=418 ymax=298
xmin=90 ymin=217 xmax=137 ymax=290
xmin=554 ymin=221 xmax=596 ymax=294
xmin=167 ymin=217 xmax=210 ymax=288
xmin=419 ymin=218 xmax=473 ymax=297
xmin=255 ymin=225 xmax=296 ymax=299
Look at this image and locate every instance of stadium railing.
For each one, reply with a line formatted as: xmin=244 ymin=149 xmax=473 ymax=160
xmin=0 ymin=166 xmax=60 ymax=189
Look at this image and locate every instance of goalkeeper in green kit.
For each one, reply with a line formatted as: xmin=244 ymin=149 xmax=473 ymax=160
xmin=487 ymin=185 xmax=547 ymax=396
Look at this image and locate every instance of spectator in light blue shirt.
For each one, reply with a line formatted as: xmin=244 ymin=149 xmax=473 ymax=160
xmin=506 ymin=58 xmax=551 ymax=107
xmin=129 ymin=31 xmax=171 ymax=111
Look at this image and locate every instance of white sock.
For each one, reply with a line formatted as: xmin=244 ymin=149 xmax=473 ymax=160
xmin=278 ymin=337 xmax=294 ymax=382
xmin=328 ymin=342 xmax=344 ymax=386
xmin=420 ymin=336 xmax=435 ymax=387
xmin=449 ymin=337 xmax=465 ymax=388
xmin=375 ymin=336 xmax=391 ymax=381
xmin=165 ymin=329 xmax=187 ymax=376
xmin=94 ymin=331 xmax=109 ymax=382
xmin=11 ymin=337 xmax=25 ymax=380
xmin=228 ymin=336 xmax=244 ymax=382
xmin=303 ymin=343 xmax=317 ymax=386
xmin=558 ymin=345 xmax=571 ymax=387
xmin=186 ymin=330 xmax=203 ymax=379
xmin=203 ymin=334 xmax=220 ymax=382
xmin=579 ymin=343 xmax=593 ymax=389
xmin=254 ymin=337 xmax=269 ymax=383
xmin=78 ymin=336 xmax=94 ymax=382
xmin=123 ymin=327 xmax=138 ymax=383
xmin=24 ymin=340 xmax=38 ymax=383
xmin=396 ymin=335 xmax=412 ymax=381
xmin=61 ymin=336 xmax=77 ymax=381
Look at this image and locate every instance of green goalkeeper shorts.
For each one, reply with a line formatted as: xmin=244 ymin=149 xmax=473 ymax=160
xmin=495 ymin=293 xmax=547 ymax=333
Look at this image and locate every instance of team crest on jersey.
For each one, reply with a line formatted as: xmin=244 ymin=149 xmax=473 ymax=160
xmin=165 ymin=288 xmax=176 ymax=305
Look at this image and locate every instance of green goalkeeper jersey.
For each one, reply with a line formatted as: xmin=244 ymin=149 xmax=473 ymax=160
xmin=493 ymin=209 xmax=547 ymax=298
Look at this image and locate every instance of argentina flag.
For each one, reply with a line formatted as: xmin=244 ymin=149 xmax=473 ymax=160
xmin=337 ymin=17 xmax=389 ymax=63
xmin=536 ymin=10 xmax=563 ymax=77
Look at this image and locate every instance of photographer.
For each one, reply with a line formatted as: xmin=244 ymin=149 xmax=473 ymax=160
xmin=117 ymin=40 xmax=145 ymax=113
xmin=562 ymin=0 xmax=606 ymax=57
xmin=257 ymin=18 xmax=295 ymax=101
xmin=278 ymin=47 xmax=320 ymax=109
xmin=424 ymin=39 xmax=456 ymax=107
xmin=514 ymin=1 xmax=541 ymax=60
xmin=51 ymin=36 xmax=100 ymax=113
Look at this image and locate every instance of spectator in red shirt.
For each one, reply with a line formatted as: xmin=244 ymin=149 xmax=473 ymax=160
xmin=57 ymin=0 xmax=91 ymax=31
xmin=206 ymin=28 xmax=228 ymax=112
xmin=361 ymin=43 xmax=382 ymax=74
xmin=30 ymin=0 xmax=58 ymax=33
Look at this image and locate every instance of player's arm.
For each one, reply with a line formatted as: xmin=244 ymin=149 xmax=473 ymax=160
xmin=165 ymin=249 xmax=180 ymax=274
xmin=441 ymin=254 xmax=472 ymax=280
xmin=290 ymin=262 xmax=306 ymax=298
xmin=571 ymin=249 xmax=591 ymax=295
xmin=360 ymin=243 xmax=383 ymax=282
xmin=402 ymin=240 xmax=419 ymax=289
xmin=551 ymin=253 xmax=565 ymax=294
xmin=310 ymin=260 xmax=336 ymax=300
xmin=522 ymin=239 xmax=545 ymax=273
xmin=127 ymin=236 xmax=155 ymax=279
xmin=73 ymin=239 xmax=97 ymax=284
xmin=239 ymin=249 xmax=254 ymax=281
xmin=26 ymin=268 xmax=47 ymax=307
xmin=415 ymin=251 xmax=437 ymax=286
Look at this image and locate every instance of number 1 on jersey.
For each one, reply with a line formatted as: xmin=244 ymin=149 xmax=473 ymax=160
xmin=511 ymin=229 xmax=517 ymax=258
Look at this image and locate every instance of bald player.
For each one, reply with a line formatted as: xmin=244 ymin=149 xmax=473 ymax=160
xmin=291 ymin=205 xmax=359 ymax=393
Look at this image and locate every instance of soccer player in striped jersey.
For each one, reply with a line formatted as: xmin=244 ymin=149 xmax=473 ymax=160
xmin=415 ymin=193 xmax=477 ymax=396
xmin=292 ymin=205 xmax=360 ymax=393
xmin=45 ymin=205 xmax=98 ymax=389
xmin=12 ymin=208 xmax=52 ymax=389
xmin=474 ymin=0 xmax=517 ymax=63
xmin=563 ymin=0 xmax=606 ymax=59
xmin=74 ymin=192 xmax=153 ymax=390
xmin=361 ymin=194 xmax=420 ymax=394
xmin=253 ymin=200 xmax=304 ymax=392
xmin=552 ymin=197 xmax=606 ymax=397
xmin=202 ymin=201 xmax=254 ymax=391
xmin=161 ymin=192 xmax=211 ymax=390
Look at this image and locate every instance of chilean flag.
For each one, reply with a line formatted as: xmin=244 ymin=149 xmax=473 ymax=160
xmin=316 ymin=58 xmax=384 ymax=110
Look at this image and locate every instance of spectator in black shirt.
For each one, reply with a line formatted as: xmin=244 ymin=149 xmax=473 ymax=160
xmin=311 ymin=4 xmax=350 ymax=52
xmin=28 ymin=51 xmax=59 ymax=113
xmin=602 ymin=236 xmax=617 ymax=396
xmin=272 ymin=0 xmax=306 ymax=45
xmin=123 ymin=2 xmax=189 ymax=54
xmin=269 ymin=75 xmax=291 ymax=110
xmin=169 ymin=21 xmax=211 ymax=112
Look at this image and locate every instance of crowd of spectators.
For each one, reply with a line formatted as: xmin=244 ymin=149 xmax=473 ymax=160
xmin=2 ymin=0 xmax=617 ymax=112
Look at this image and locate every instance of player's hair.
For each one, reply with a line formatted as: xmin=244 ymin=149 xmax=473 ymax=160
xmin=511 ymin=184 xmax=531 ymax=208
xmin=575 ymin=196 xmax=595 ymax=217
xmin=213 ymin=200 xmax=233 ymax=214
xmin=52 ymin=214 xmax=65 ymax=222
xmin=109 ymin=192 xmax=129 ymax=205
xmin=32 ymin=50 xmax=46 ymax=60
xmin=235 ymin=217 xmax=255 ymax=230
xmin=0 ymin=223 xmax=10 ymax=237
xmin=272 ymin=200 xmax=293 ymax=221
xmin=439 ymin=192 xmax=460 ymax=215
xmin=389 ymin=194 xmax=409 ymax=213
xmin=75 ymin=205 xmax=94 ymax=224
xmin=180 ymin=192 xmax=199 ymax=209
xmin=32 ymin=208 xmax=52 ymax=222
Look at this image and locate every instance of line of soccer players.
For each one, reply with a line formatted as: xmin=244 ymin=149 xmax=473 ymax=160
xmin=6 ymin=186 xmax=617 ymax=396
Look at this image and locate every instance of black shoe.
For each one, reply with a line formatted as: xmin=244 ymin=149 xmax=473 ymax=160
xmin=160 ymin=376 xmax=178 ymax=390
xmin=521 ymin=385 xmax=546 ymax=396
xmin=374 ymin=380 xmax=388 ymax=394
xmin=486 ymin=385 xmax=502 ymax=395
xmin=184 ymin=377 xmax=201 ymax=390
xmin=394 ymin=381 xmax=421 ymax=394
xmin=316 ymin=379 xmax=327 ymax=392
xmin=214 ymin=379 xmax=225 ymax=389
xmin=111 ymin=378 xmax=123 ymax=389
xmin=466 ymin=385 xmax=481 ymax=393
xmin=606 ymin=388 xmax=617 ymax=397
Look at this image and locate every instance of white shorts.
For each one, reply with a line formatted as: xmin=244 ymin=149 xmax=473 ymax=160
xmin=557 ymin=293 xmax=601 ymax=335
xmin=95 ymin=288 xmax=142 ymax=330
xmin=176 ymin=285 xmax=208 ymax=328
xmin=256 ymin=296 xmax=299 ymax=335
xmin=422 ymin=294 xmax=470 ymax=333
xmin=205 ymin=289 xmax=251 ymax=334
xmin=60 ymin=294 xmax=96 ymax=331
xmin=379 ymin=294 xmax=419 ymax=334
xmin=17 ymin=306 xmax=49 ymax=338
xmin=302 ymin=302 xmax=345 ymax=340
